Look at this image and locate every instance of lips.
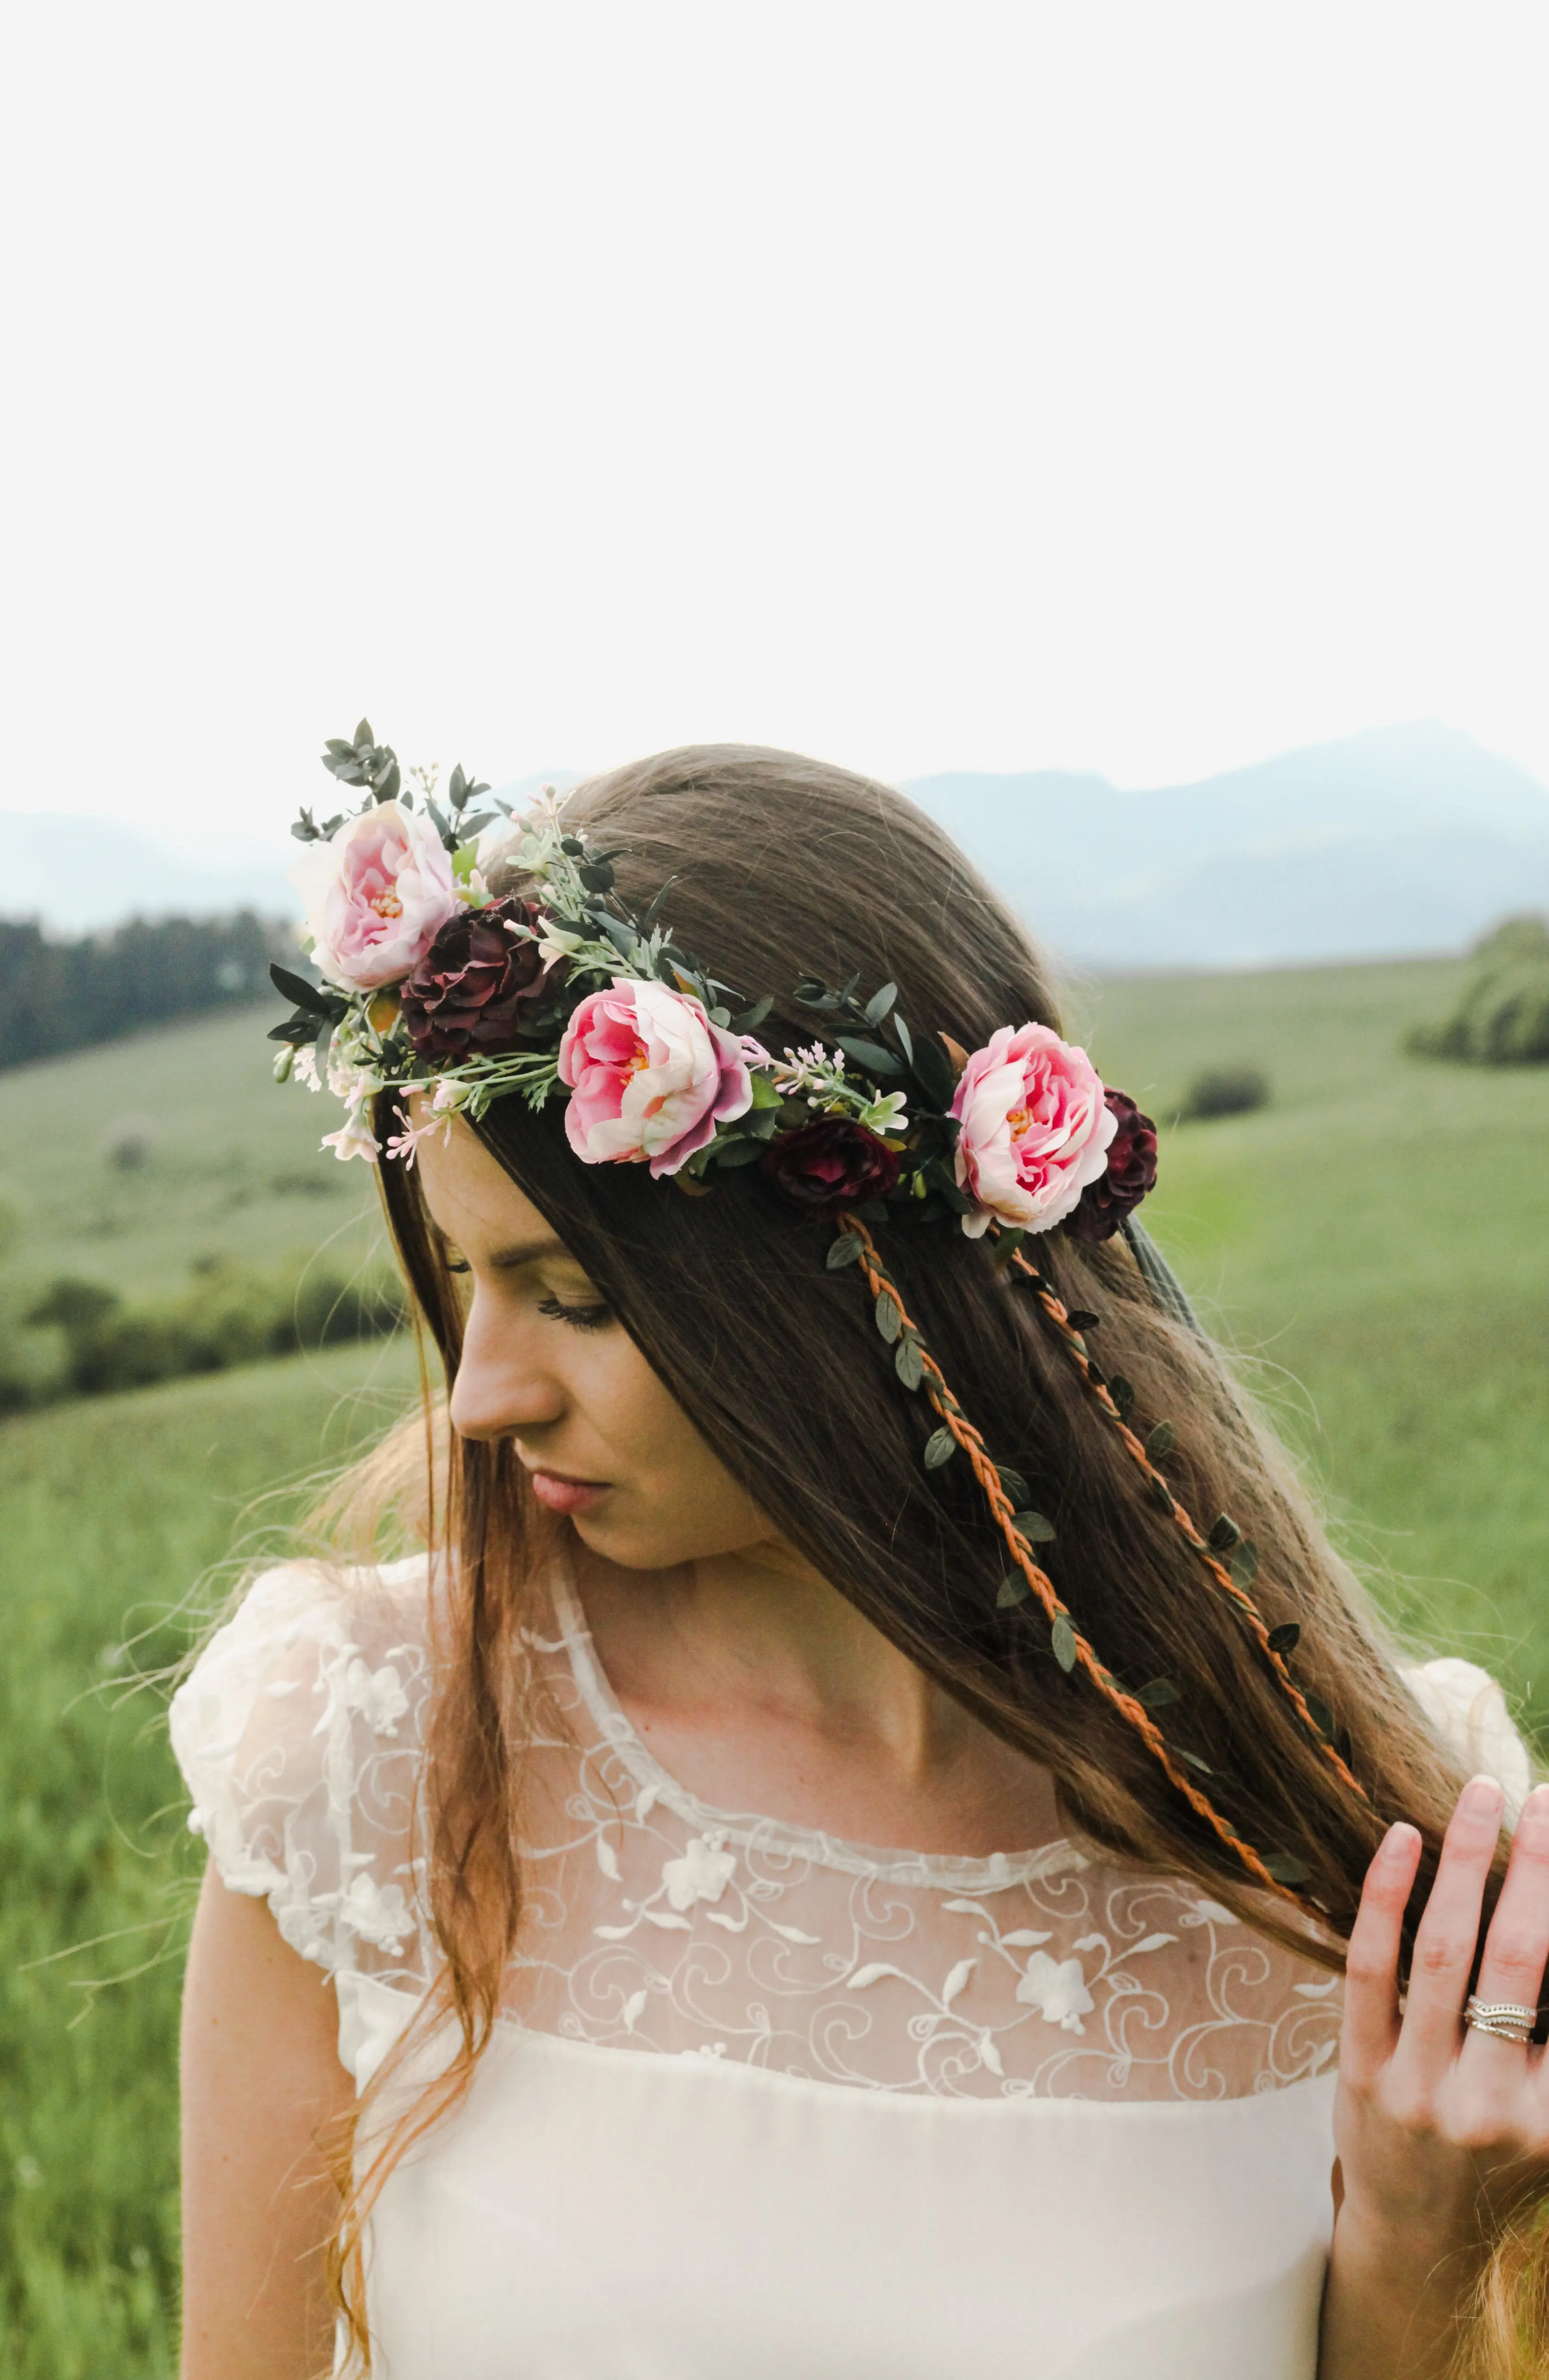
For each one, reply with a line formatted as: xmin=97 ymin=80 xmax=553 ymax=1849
xmin=527 ymin=1469 xmax=609 ymax=1517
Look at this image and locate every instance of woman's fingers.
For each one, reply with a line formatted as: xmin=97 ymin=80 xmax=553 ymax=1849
xmin=1469 ymin=1782 xmax=1549 ymax=2044
xmin=1342 ymin=1822 xmax=1423 ymax=2081
xmin=1398 ymin=1775 xmax=1504 ymax=2070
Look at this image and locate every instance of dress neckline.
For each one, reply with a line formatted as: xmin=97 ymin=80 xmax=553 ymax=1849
xmin=546 ymin=1558 xmax=1085 ymax=1894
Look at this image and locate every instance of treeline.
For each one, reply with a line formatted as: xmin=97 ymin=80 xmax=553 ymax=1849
xmin=0 ymin=911 xmax=292 ymax=1071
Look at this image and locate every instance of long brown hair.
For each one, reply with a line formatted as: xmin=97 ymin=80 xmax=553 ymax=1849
xmin=328 ymin=743 xmax=1529 ymax=2370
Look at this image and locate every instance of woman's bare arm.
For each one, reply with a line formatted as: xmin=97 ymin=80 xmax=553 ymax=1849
xmin=180 ymin=1864 xmax=354 ymax=2380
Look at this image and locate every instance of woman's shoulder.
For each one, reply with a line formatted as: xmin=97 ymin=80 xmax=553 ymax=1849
xmin=169 ymin=1553 xmax=436 ymax=1980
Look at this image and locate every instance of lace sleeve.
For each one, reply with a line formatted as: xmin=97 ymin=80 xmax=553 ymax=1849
xmin=1401 ymin=1656 xmax=1537 ymax=1820
xmin=169 ymin=1558 xmax=434 ymax=1985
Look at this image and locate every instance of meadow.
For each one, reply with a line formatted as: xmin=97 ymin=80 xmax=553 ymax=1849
xmin=2 ymin=956 xmax=1546 ymax=2372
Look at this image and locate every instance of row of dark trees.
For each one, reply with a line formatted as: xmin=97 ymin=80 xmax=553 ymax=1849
xmin=0 ymin=911 xmax=292 ymax=1071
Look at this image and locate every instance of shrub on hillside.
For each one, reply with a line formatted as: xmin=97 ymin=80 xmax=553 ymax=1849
xmin=1179 ymin=1066 xmax=1269 ymax=1122
xmin=19 ymin=1260 xmax=407 ymax=1403
xmin=1407 ymin=913 xmax=1549 ymax=1066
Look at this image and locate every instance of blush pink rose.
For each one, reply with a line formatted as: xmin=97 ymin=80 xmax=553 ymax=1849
xmin=290 ymin=801 xmax=461 ymax=992
xmin=557 ymin=977 xmax=756 ymax=1177
xmin=951 ymin=1022 xmax=1118 ymax=1239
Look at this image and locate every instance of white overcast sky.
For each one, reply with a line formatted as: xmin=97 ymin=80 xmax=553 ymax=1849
xmin=2 ymin=1 xmax=1546 ymax=860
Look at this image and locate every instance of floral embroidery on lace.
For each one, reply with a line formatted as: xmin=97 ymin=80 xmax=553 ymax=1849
xmin=170 ymin=1553 xmax=1350 ymax=2102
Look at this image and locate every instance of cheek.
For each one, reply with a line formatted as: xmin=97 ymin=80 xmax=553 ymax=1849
xmin=577 ymin=1338 xmax=769 ymax=1553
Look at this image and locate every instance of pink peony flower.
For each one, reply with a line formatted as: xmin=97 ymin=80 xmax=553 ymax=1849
xmin=290 ymin=801 xmax=461 ymax=992
xmin=557 ymin=977 xmax=756 ymax=1177
xmin=951 ymin=1022 xmax=1118 ymax=1239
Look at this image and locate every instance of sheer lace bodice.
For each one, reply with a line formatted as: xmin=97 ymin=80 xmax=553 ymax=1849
xmin=172 ymin=1553 xmax=1354 ymax=2101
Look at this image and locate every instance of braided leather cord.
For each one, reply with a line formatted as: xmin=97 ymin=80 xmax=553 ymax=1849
xmin=1008 ymin=1245 xmax=1367 ymax=1804
xmin=838 ymin=1217 xmax=1303 ymax=1907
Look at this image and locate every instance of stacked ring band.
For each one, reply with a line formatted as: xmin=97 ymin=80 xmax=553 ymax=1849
xmin=1464 ymin=1996 xmax=1540 ymax=2045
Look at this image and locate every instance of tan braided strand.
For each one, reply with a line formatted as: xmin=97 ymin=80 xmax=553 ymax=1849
xmin=839 ymin=1218 xmax=1303 ymax=1907
xmin=1006 ymin=1245 xmax=1367 ymax=1804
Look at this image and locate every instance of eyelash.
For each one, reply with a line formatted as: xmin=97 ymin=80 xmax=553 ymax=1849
xmin=440 ymin=1259 xmax=610 ymax=1333
xmin=536 ymin=1295 xmax=614 ymax=1333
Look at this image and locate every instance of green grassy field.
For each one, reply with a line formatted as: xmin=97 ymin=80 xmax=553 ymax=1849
xmin=1 ymin=959 xmax=1545 ymax=2371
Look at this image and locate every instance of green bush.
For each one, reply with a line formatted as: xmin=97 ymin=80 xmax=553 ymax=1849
xmin=1179 ymin=1065 xmax=1270 ymax=1121
xmin=15 ymin=1260 xmax=407 ymax=1406
xmin=1407 ymin=914 xmax=1549 ymax=1066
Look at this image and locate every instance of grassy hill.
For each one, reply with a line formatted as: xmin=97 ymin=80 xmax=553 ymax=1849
xmin=2 ymin=955 xmax=1546 ymax=2372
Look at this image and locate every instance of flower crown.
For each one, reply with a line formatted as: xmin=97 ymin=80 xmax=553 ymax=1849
xmin=271 ymin=721 xmax=1159 ymax=1250
xmin=269 ymin=723 xmax=1368 ymax=1913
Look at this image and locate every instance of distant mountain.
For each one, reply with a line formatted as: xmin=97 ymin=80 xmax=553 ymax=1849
xmin=1 ymin=815 xmax=299 ymax=933
xmin=5 ymin=728 xmax=1545 ymax=968
xmin=904 ymin=723 xmax=1549 ymax=969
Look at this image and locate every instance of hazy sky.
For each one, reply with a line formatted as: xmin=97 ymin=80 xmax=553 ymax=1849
xmin=3 ymin=1 xmax=1546 ymax=859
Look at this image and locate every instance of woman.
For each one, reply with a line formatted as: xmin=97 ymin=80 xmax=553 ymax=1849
xmin=173 ymin=738 xmax=1549 ymax=2378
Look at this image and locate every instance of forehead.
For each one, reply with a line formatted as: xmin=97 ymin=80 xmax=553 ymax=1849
xmin=414 ymin=1117 xmax=560 ymax=1258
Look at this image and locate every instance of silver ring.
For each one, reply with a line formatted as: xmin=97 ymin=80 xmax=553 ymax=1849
xmin=1464 ymin=1995 xmax=1537 ymax=2043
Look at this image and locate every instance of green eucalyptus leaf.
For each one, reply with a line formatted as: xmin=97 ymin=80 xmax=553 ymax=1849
xmin=835 ymin=1035 xmax=904 ymax=1079
xmin=894 ymin=1333 xmax=925 ymax=1391
xmin=1305 ymin=1691 xmax=1336 ymax=1741
xmin=1012 ymin=1509 xmax=1056 ymax=1543
xmin=864 ymin=980 xmax=898 ymax=1025
xmin=1176 ymin=1748 xmax=1214 ymax=1776
xmin=997 ymin=1572 xmax=1032 ymax=1609
xmin=892 ymin=1013 xmax=914 ymax=1063
xmin=1108 ymin=1374 xmax=1137 ymax=1421
xmin=909 ymin=1035 xmax=959 ymax=1111
xmin=991 ymin=1226 xmax=1026 ymax=1274
xmin=1135 ymin=1677 xmax=1182 ymax=1710
xmin=732 ymin=993 xmax=774 ymax=1035
xmin=1150 ymin=1476 xmax=1176 ymax=1514
xmin=874 ymin=1290 xmax=902 ymax=1344
xmin=923 ymin=1426 xmax=956 ymax=1469
xmin=270 ymin=962 xmax=331 ymax=1015
xmin=1145 ymin=1420 xmax=1176 ymax=1464
xmin=1051 ymin=1614 xmax=1078 ymax=1673
xmin=996 ymin=1468 xmax=1031 ymax=1509
xmin=711 ymin=1137 xmax=765 ymax=1169
xmin=1207 ymin=1514 xmax=1242 ymax=1554
xmin=1066 ymin=1308 xmax=1101 ymax=1331
xmin=1231 ymin=1540 xmax=1260 ymax=1591
xmin=1264 ymin=1851 xmax=1312 ymax=1888
xmin=825 ymin=1234 xmax=863 ymax=1270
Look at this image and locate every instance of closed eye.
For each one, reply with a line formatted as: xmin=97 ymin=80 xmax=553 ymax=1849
xmin=536 ymin=1295 xmax=614 ymax=1333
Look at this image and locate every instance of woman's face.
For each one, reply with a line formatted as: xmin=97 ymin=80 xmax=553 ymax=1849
xmin=415 ymin=1119 xmax=777 ymax=1571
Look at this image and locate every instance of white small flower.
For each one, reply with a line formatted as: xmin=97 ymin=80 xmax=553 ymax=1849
xmin=660 ymin=1832 xmax=737 ymax=1911
xmin=341 ymin=1657 xmax=410 ymax=1736
xmin=292 ymin=1047 xmax=322 ymax=1093
xmin=321 ymin=1103 xmax=380 ymax=1164
xmin=1016 ymin=1949 xmax=1094 ymax=2033
xmin=858 ymin=1091 xmax=908 ymax=1134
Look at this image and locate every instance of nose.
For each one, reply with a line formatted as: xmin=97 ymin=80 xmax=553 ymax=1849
xmin=449 ymin=1290 xmax=566 ymax=1445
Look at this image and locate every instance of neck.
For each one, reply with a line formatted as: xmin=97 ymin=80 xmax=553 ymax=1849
xmin=576 ymin=1535 xmax=986 ymax=1787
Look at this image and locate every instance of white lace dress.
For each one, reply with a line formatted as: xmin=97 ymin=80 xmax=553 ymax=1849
xmin=169 ymin=1555 xmax=1532 ymax=2380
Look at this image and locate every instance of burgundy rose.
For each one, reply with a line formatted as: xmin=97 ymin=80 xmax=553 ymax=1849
xmin=399 ymin=898 xmax=564 ymax=1060
xmin=761 ymin=1118 xmax=901 ymax=1212
xmin=1065 ymin=1089 xmax=1158 ymax=1242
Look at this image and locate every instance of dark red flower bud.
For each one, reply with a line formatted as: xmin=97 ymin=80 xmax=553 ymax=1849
xmin=399 ymin=898 xmax=564 ymax=1060
xmin=1065 ymin=1089 xmax=1158 ymax=1242
xmin=760 ymin=1118 xmax=901 ymax=1213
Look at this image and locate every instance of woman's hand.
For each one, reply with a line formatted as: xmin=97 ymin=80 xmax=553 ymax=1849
xmin=1320 ymin=1775 xmax=1549 ymax=2379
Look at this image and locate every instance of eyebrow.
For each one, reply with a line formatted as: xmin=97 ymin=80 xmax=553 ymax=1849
xmin=437 ymin=1231 xmax=571 ymax=1273
xmin=488 ymin=1236 xmax=570 ymax=1271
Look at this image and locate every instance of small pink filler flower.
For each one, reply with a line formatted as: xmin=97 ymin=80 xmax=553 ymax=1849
xmin=291 ymin=800 xmax=460 ymax=992
xmin=951 ymin=1022 xmax=1118 ymax=1239
xmin=558 ymin=978 xmax=757 ymax=1178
